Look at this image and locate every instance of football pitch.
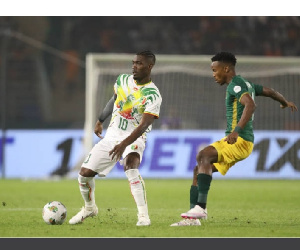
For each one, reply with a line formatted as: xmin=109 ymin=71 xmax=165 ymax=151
xmin=0 ymin=178 xmax=299 ymax=238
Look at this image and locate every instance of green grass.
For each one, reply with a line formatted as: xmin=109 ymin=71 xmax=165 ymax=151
xmin=0 ymin=178 xmax=300 ymax=238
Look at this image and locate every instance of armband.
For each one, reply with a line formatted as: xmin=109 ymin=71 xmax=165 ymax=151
xmin=234 ymin=126 xmax=242 ymax=134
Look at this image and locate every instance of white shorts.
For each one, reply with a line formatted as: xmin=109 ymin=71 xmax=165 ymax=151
xmin=81 ymin=137 xmax=145 ymax=177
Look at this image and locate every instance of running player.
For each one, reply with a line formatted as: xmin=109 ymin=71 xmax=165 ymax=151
xmin=69 ymin=50 xmax=162 ymax=226
xmin=171 ymin=51 xmax=297 ymax=226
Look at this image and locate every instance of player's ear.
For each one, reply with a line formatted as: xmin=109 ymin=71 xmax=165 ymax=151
xmin=148 ymin=64 xmax=154 ymax=70
xmin=224 ymin=65 xmax=230 ymax=73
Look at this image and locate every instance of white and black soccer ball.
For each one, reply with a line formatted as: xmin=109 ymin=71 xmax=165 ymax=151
xmin=42 ymin=201 xmax=67 ymax=225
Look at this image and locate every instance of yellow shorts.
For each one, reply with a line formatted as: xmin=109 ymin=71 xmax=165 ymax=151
xmin=211 ymin=136 xmax=253 ymax=176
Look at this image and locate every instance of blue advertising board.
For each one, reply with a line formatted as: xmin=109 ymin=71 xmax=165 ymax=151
xmin=1 ymin=130 xmax=300 ymax=179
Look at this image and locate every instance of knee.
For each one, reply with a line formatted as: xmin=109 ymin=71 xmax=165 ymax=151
xmin=124 ymin=165 xmax=137 ymax=171
xmin=123 ymin=153 xmax=140 ymax=172
xmin=196 ymin=150 xmax=204 ymax=164
xmin=196 ymin=147 xmax=215 ymax=165
xmin=79 ymin=167 xmax=97 ymax=177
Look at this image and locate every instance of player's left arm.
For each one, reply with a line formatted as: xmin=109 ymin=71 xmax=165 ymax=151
xmin=260 ymin=86 xmax=298 ymax=112
xmin=225 ymin=93 xmax=256 ymax=144
xmin=109 ymin=113 xmax=156 ymax=161
xmin=94 ymin=94 xmax=117 ymax=138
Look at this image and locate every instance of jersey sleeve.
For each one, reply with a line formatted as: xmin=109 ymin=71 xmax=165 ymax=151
xmin=254 ymin=83 xmax=264 ymax=96
xmin=144 ymin=88 xmax=162 ymax=118
xmin=113 ymin=74 xmax=122 ymax=94
xmin=227 ymin=82 xmax=248 ymax=100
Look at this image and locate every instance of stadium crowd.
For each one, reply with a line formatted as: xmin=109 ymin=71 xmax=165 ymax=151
xmin=49 ymin=16 xmax=300 ymax=56
xmin=2 ymin=16 xmax=300 ymax=57
xmin=1 ymin=16 xmax=300 ymax=129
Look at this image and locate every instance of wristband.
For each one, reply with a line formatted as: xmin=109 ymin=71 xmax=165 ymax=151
xmin=98 ymin=118 xmax=104 ymax=123
xmin=234 ymin=126 xmax=242 ymax=134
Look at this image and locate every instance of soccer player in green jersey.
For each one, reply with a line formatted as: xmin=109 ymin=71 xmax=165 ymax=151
xmin=171 ymin=51 xmax=298 ymax=226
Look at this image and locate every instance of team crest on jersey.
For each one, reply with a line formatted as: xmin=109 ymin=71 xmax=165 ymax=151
xmin=233 ymin=86 xmax=241 ymax=93
xmin=131 ymin=144 xmax=138 ymax=150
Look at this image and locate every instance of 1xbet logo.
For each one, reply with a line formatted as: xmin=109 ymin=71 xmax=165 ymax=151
xmin=254 ymin=138 xmax=300 ymax=172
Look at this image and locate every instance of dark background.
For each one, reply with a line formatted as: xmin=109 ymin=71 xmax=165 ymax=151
xmin=1 ymin=16 xmax=300 ymax=129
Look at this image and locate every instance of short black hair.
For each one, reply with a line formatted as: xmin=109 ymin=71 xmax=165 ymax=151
xmin=211 ymin=52 xmax=237 ymax=66
xmin=136 ymin=50 xmax=156 ymax=65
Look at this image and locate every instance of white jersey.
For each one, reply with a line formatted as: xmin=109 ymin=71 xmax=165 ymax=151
xmin=104 ymin=74 xmax=162 ymax=142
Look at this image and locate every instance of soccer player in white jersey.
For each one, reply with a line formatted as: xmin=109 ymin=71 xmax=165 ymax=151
xmin=69 ymin=51 xmax=162 ymax=226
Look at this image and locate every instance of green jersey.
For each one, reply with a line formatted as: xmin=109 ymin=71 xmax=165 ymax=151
xmin=225 ymin=75 xmax=263 ymax=142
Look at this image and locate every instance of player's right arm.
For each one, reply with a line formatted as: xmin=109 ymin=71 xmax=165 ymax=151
xmin=94 ymin=94 xmax=117 ymax=138
xmin=108 ymin=113 xmax=156 ymax=161
xmin=260 ymin=86 xmax=298 ymax=112
xmin=225 ymin=93 xmax=256 ymax=144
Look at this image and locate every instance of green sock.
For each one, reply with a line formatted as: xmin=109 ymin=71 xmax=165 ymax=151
xmin=196 ymin=173 xmax=212 ymax=209
xmin=190 ymin=185 xmax=198 ymax=209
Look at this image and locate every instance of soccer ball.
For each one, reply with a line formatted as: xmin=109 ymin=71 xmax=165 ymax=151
xmin=42 ymin=201 xmax=67 ymax=225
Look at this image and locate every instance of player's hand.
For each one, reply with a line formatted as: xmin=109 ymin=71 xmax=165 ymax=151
xmin=224 ymin=132 xmax=239 ymax=144
xmin=109 ymin=142 xmax=127 ymax=162
xmin=94 ymin=120 xmax=104 ymax=138
xmin=280 ymin=101 xmax=298 ymax=112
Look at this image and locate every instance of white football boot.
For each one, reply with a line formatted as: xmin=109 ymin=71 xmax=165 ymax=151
xmin=69 ymin=206 xmax=98 ymax=224
xmin=180 ymin=205 xmax=208 ymax=219
xmin=170 ymin=218 xmax=201 ymax=226
xmin=136 ymin=214 xmax=151 ymax=226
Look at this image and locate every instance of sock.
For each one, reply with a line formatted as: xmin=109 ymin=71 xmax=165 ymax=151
xmin=125 ymin=169 xmax=148 ymax=216
xmin=196 ymin=173 xmax=212 ymax=209
xmin=78 ymin=174 xmax=96 ymax=209
xmin=190 ymin=185 xmax=198 ymax=209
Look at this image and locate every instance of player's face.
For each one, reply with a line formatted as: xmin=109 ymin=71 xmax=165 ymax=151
xmin=132 ymin=55 xmax=152 ymax=82
xmin=211 ymin=61 xmax=227 ymax=85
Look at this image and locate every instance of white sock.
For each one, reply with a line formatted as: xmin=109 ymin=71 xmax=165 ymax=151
xmin=125 ymin=169 xmax=149 ymax=217
xmin=78 ymin=174 xmax=96 ymax=209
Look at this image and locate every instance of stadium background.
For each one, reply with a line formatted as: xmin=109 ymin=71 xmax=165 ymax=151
xmin=0 ymin=16 xmax=300 ymax=179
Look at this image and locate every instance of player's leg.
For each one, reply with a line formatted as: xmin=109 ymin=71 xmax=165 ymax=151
xmin=124 ymin=153 xmax=150 ymax=226
xmin=172 ymin=151 xmax=216 ymax=225
xmin=190 ymin=164 xmax=218 ymax=208
xmin=69 ymin=167 xmax=99 ymax=224
xmin=181 ymin=145 xmax=218 ymax=219
xmin=123 ymin=151 xmax=150 ymax=226
xmin=78 ymin=168 xmax=97 ymax=209
xmin=69 ymin=139 xmax=115 ymax=224
xmin=190 ymin=166 xmax=199 ymax=209
xmin=122 ymin=140 xmax=150 ymax=226
xmin=181 ymin=137 xmax=253 ymax=220
xmin=170 ymin=167 xmax=202 ymax=226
